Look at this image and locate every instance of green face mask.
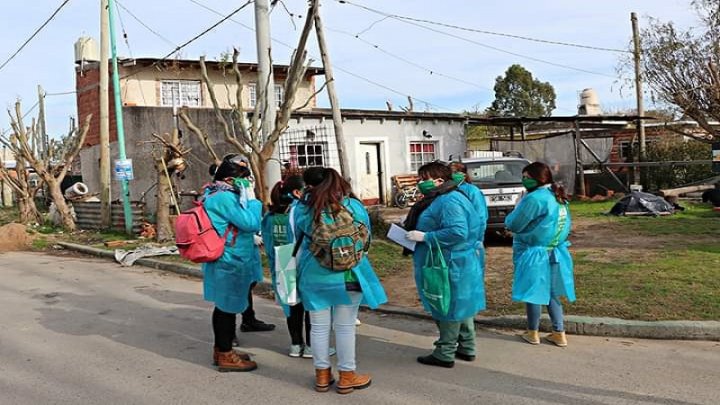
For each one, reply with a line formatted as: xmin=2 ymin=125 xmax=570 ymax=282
xmin=451 ymin=172 xmax=466 ymax=184
xmin=233 ymin=177 xmax=251 ymax=189
xmin=417 ymin=179 xmax=438 ymax=195
xmin=522 ymin=178 xmax=539 ymax=190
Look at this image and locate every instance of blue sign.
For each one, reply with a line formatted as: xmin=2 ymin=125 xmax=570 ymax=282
xmin=114 ymin=159 xmax=134 ymax=181
xmin=713 ymin=142 xmax=720 ymax=173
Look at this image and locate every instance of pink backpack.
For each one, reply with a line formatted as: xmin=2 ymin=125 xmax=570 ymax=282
xmin=175 ymin=199 xmax=236 ymax=263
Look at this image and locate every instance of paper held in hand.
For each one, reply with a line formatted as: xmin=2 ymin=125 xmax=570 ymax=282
xmin=386 ymin=223 xmax=416 ymax=251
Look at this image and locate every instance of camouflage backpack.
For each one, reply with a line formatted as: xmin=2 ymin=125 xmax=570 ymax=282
xmin=308 ymin=202 xmax=370 ymax=272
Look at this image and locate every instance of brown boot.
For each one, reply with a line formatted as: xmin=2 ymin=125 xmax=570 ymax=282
xmin=216 ymin=350 xmax=257 ymax=372
xmin=213 ymin=347 xmax=251 ymax=366
xmin=336 ymin=370 xmax=371 ymax=394
xmin=315 ymin=368 xmax=335 ymax=392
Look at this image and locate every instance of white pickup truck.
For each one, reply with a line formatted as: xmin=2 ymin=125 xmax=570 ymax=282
xmin=461 ymin=153 xmax=531 ymax=233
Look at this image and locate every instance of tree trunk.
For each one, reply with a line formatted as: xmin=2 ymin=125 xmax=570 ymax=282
xmin=17 ymin=194 xmax=41 ymax=224
xmin=250 ymin=155 xmax=269 ymax=205
xmin=47 ymin=179 xmax=76 ymax=232
xmin=155 ymin=158 xmax=173 ymax=242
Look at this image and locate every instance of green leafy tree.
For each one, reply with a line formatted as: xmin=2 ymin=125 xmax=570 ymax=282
xmin=627 ymin=0 xmax=719 ymax=143
xmin=487 ymin=64 xmax=556 ymax=117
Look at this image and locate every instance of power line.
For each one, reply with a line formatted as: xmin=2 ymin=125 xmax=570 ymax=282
xmin=186 ymin=0 xmax=454 ymax=111
xmin=337 ymin=0 xmax=620 ymax=79
xmin=350 ymin=3 xmax=628 ymax=54
xmin=115 ymin=0 xmax=178 ymax=48
xmin=60 ymin=1 xmax=253 ymax=97
xmin=326 ymin=26 xmax=493 ymax=92
xmin=0 ymin=0 xmax=72 ymax=74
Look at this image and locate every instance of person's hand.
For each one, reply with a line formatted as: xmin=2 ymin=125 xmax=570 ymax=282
xmin=406 ymin=230 xmax=426 ymax=242
xmin=254 ymin=235 xmax=264 ymax=246
xmin=245 ymin=186 xmax=256 ymax=201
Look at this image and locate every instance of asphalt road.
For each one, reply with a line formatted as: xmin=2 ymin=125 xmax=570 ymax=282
xmin=1 ymin=252 xmax=718 ymax=405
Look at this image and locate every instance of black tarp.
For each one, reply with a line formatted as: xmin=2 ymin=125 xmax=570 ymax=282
xmin=610 ymin=191 xmax=675 ymax=216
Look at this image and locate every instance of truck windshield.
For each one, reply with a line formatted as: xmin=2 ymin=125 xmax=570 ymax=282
xmin=466 ymin=161 xmax=527 ymax=185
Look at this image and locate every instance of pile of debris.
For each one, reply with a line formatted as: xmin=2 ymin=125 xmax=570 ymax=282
xmin=0 ymin=223 xmax=33 ymax=252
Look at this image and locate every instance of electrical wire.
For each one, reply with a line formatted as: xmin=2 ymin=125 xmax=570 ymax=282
xmin=115 ymin=0 xmax=178 ymax=48
xmin=186 ymin=0 xmax=454 ymax=111
xmin=0 ymin=0 xmax=72 ymax=74
xmin=66 ymin=0 xmax=254 ymax=98
xmin=345 ymin=1 xmax=628 ymax=54
xmin=337 ymin=0 xmax=620 ymax=79
xmin=325 ymin=26 xmax=492 ymax=92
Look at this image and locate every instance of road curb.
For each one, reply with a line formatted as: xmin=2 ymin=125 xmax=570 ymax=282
xmin=57 ymin=242 xmax=720 ymax=341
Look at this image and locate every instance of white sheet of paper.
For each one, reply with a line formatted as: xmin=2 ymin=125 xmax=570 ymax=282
xmin=386 ymin=223 xmax=416 ymax=251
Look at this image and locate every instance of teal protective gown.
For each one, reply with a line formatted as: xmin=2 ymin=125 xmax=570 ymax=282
xmin=292 ymin=197 xmax=387 ymax=312
xmin=412 ymin=190 xmax=486 ymax=321
xmin=201 ymin=190 xmax=263 ymax=314
xmin=458 ymin=182 xmax=489 ymax=241
xmin=504 ymin=186 xmax=575 ymax=305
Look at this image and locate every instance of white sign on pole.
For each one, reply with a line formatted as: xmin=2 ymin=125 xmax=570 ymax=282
xmin=114 ymin=159 xmax=134 ymax=181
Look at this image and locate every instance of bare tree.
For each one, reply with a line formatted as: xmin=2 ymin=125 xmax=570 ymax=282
xmin=0 ymin=101 xmax=91 ymax=231
xmin=180 ymin=0 xmax=323 ymax=203
xmin=625 ymin=0 xmax=720 ymax=142
xmin=149 ymin=130 xmax=189 ymax=242
xmin=0 ymin=136 xmax=42 ymax=224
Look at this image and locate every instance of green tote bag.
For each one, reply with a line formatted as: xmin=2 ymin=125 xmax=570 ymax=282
xmin=421 ymin=238 xmax=451 ymax=316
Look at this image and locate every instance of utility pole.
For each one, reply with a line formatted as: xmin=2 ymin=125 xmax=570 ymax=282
xmin=108 ymin=0 xmax=134 ymax=235
xmin=254 ymin=0 xmax=281 ymax=189
xmin=37 ymin=85 xmax=46 ymax=158
xmin=631 ymin=12 xmax=645 ymax=186
xmin=314 ymin=1 xmax=350 ymax=179
xmin=99 ymin=0 xmax=112 ymax=228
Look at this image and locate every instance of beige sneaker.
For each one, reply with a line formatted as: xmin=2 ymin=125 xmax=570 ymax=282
xmin=521 ymin=330 xmax=540 ymax=345
xmin=545 ymin=331 xmax=568 ymax=347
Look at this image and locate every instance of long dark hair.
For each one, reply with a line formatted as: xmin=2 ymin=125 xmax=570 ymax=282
xmin=305 ymin=168 xmax=355 ymax=222
xmin=209 ymin=154 xmax=250 ymax=181
xmin=418 ymin=161 xmax=453 ymax=181
xmin=268 ymin=175 xmax=304 ymax=214
xmin=522 ymin=161 xmax=568 ymax=204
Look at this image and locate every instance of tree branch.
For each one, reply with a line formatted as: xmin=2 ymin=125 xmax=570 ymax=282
xmin=179 ymin=108 xmax=221 ymax=164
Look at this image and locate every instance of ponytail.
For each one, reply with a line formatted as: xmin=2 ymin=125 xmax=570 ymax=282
xmin=551 ymin=183 xmax=569 ymax=204
xmin=306 ymin=168 xmax=354 ymax=222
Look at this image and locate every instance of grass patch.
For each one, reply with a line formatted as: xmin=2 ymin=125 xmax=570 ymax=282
xmin=570 ymin=245 xmax=720 ymax=320
xmin=368 ymin=238 xmax=412 ymax=278
xmin=0 ymin=207 xmax=19 ymax=226
xmin=32 ymin=238 xmax=50 ymax=250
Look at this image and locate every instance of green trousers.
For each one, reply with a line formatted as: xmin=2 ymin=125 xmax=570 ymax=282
xmin=432 ymin=317 xmax=476 ymax=362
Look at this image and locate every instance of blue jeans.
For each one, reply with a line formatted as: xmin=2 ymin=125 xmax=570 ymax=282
xmin=309 ymin=291 xmax=362 ymax=371
xmin=526 ymin=297 xmax=564 ymax=332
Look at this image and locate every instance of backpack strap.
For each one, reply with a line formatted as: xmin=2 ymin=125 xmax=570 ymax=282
xmin=291 ymin=232 xmax=305 ymax=258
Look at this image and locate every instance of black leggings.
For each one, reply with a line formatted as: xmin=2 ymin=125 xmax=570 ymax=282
xmin=287 ymin=303 xmax=311 ymax=346
xmin=241 ymin=282 xmax=257 ymax=323
xmin=212 ymin=307 xmax=237 ymax=352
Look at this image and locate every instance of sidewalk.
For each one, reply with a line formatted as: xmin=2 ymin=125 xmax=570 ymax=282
xmin=57 ymin=241 xmax=720 ymax=341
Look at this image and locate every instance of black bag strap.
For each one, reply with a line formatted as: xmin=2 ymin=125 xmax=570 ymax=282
xmin=291 ymin=232 xmax=305 ymax=258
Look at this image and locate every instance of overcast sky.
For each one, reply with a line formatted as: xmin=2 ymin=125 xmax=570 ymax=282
xmin=0 ymin=0 xmax=699 ymax=136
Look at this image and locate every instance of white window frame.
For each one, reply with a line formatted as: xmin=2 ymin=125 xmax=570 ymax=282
xmin=409 ymin=141 xmax=438 ymax=171
xmin=248 ymin=82 xmax=284 ymax=109
xmin=290 ymin=142 xmax=326 ymax=168
xmin=160 ymin=80 xmax=201 ymax=107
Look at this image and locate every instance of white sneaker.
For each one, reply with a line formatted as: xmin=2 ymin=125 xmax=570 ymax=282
xmin=288 ymin=344 xmax=303 ymax=358
xmin=302 ymin=345 xmax=336 ymax=358
xmin=355 ymin=318 xmax=362 ymax=326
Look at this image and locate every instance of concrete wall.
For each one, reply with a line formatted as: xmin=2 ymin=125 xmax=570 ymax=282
xmin=79 ymin=107 xmax=467 ymax=215
xmin=77 ymin=62 xmax=317 ymax=148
